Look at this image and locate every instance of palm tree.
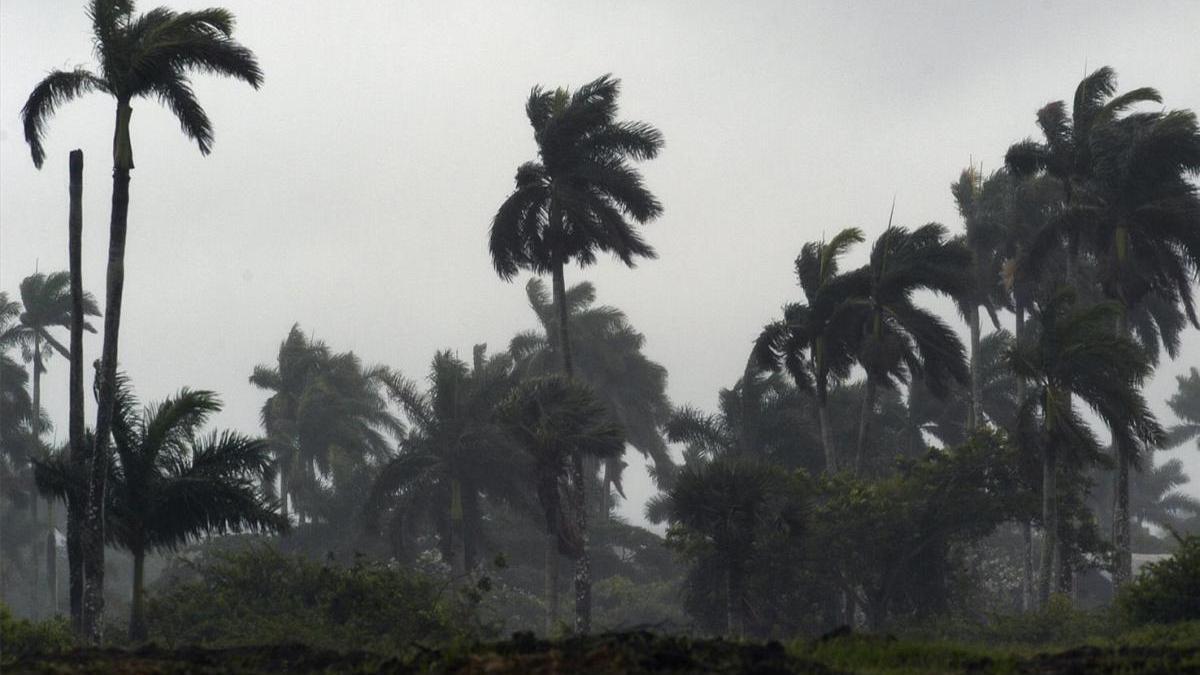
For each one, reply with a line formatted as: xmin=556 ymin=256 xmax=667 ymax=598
xmin=37 ymin=377 xmax=285 ymax=641
xmin=250 ymin=325 xmax=401 ymax=525
xmin=907 ymin=329 xmax=1018 ymax=449
xmin=1006 ymin=289 xmax=1163 ymax=603
xmin=1165 ymin=368 xmax=1200 ymax=453
xmin=490 ymin=74 xmax=663 ymax=632
xmin=840 ymin=223 xmax=972 ymax=472
xmin=951 ymin=167 xmax=1012 ymax=431
xmin=366 ymin=346 xmax=522 ymax=574
xmin=1058 ymin=103 xmax=1200 ymax=587
xmin=511 ymin=278 xmax=673 ymax=498
xmin=496 ymin=375 xmax=625 ymax=635
xmin=754 ymin=228 xmax=864 ymax=472
xmin=665 ymin=368 xmax=821 ymax=473
xmin=21 ymin=0 xmax=262 ymax=642
xmin=645 ymin=456 xmax=803 ymax=637
xmin=18 ymin=271 xmax=100 ymax=614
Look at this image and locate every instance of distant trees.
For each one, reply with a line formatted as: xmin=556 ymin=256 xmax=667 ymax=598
xmin=512 ymin=278 xmax=673 ymax=495
xmin=20 ymin=0 xmax=262 ymax=642
xmin=496 ymin=375 xmax=625 ymax=633
xmin=250 ymin=325 xmax=401 ymax=526
xmin=1166 ymin=368 xmax=1200 ymax=453
xmin=490 ymin=74 xmax=664 ymax=633
xmin=367 ymin=347 xmax=521 ymax=574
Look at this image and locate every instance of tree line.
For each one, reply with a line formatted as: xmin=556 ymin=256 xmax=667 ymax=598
xmin=2 ymin=0 xmax=1199 ymax=644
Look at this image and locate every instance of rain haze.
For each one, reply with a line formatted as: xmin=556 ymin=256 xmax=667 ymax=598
xmin=4 ymin=3 xmax=1200 ymax=656
xmin=4 ymin=0 xmax=1198 ymax=523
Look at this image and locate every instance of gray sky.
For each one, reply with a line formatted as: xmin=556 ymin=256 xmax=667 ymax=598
xmin=2 ymin=0 xmax=1199 ymax=528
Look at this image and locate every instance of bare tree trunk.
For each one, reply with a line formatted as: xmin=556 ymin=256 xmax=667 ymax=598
xmin=84 ymin=101 xmax=135 ymax=644
xmin=278 ymin=458 xmax=290 ymax=525
xmin=67 ymin=149 xmax=86 ymax=631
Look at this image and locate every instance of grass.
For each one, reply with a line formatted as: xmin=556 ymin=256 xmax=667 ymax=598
xmin=10 ymin=623 xmax=1200 ymax=673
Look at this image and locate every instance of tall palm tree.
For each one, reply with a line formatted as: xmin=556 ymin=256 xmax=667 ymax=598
xmin=754 ymin=228 xmax=864 ymax=472
xmin=511 ymin=278 xmax=673 ymax=498
xmin=496 ymin=375 xmax=625 ymax=635
xmin=21 ymin=0 xmax=262 ymax=642
xmin=367 ymin=347 xmax=522 ymax=574
xmin=18 ymin=271 xmax=100 ymax=615
xmin=1165 ymin=367 xmax=1200 ymax=453
xmin=951 ymin=167 xmax=1012 ymax=431
xmin=840 ymin=223 xmax=972 ymax=472
xmin=1007 ymin=289 xmax=1162 ymax=603
xmin=490 ymin=74 xmax=663 ymax=632
xmin=36 ymin=377 xmax=285 ymax=641
xmin=1058 ymin=103 xmax=1200 ymax=587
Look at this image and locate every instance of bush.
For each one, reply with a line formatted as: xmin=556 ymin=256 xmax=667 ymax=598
xmin=1119 ymin=534 xmax=1200 ymax=625
xmin=0 ymin=603 xmax=73 ymax=663
xmin=144 ymin=544 xmax=473 ymax=651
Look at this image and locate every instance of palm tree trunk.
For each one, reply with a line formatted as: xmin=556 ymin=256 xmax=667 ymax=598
xmin=449 ymin=478 xmax=464 ymax=577
xmin=544 ymin=530 xmax=559 ymax=634
xmin=278 ymin=457 xmax=290 ymax=524
xmin=84 ymin=100 xmax=135 ymax=644
xmin=46 ymin=499 xmax=57 ymax=614
xmin=817 ymin=387 xmax=836 ymax=473
xmin=1112 ymin=306 xmax=1133 ymax=589
xmin=68 ymin=149 xmax=86 ymax=633
xmin=855 ymin=379 xmax=876 ymax=475
xmin=462 ymin=485 xmax=479 ymax=573
xmin=32 ymin=335 xmax=43 ymax=616
xmin=1038 ymin=429 xmax=1058 ymax=605
xmin=570 ymin=454 xmax=591 ymax=634
xmin=1021 ymin=520 xmax=1034 ymax=612
xmin=128 ymin=545 xmax=146 ymax=642
xmin=968 ymin=304 xmax=982 ymax=431
xmin=550 ymin=253 xmax=592 ymax=634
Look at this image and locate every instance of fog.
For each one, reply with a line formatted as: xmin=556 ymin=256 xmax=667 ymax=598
xmin=2 ymin=0 xmax=1198 ymax=528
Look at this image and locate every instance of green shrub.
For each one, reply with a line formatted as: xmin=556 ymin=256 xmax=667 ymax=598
xmin=1119 ymin=534 xmax=1200 ymax=625
xmin=0 ymin=603 xmax=73 ymax=663
xmin=144 ymin=544 xmax=473 ymax=651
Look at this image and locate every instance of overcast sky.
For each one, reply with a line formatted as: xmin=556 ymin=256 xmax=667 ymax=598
xmin=2 ymin=0 xmax=1199 ymax=528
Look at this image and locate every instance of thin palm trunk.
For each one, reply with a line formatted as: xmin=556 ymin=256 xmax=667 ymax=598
xmin=817 ymin=384 xmax=836 ymax=473
xmin=46 ymin=499 xmax=57 ymax=614
xmin=544 ymin=531 xmax=559 ymax=633
xmin=1038 ymin=407 xmax=1059 ymax=605
xmin=1111 ymin=288 xmax=1133 ymax=589
xmin=32 ymin=336 xmax=43 ymax=616
xmin=550 ymin=247 xmax=592 ymax=634
xmin=278 ymin=457 xmax=290 ymax=524
xmin=1015 ymin=305 xmax=1034 ymax=611
xmin=855 ymin=379 xmax=876 ymax=475
xmin=68 ymin=150 xmax=86 ymax=632
xmin=968 ymin=304 xmax=982 ymax=431
xmin=128 ymin=545 xmax=146 ymax=642
xmin=84 ymin=100 xmax=134 ymax=644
